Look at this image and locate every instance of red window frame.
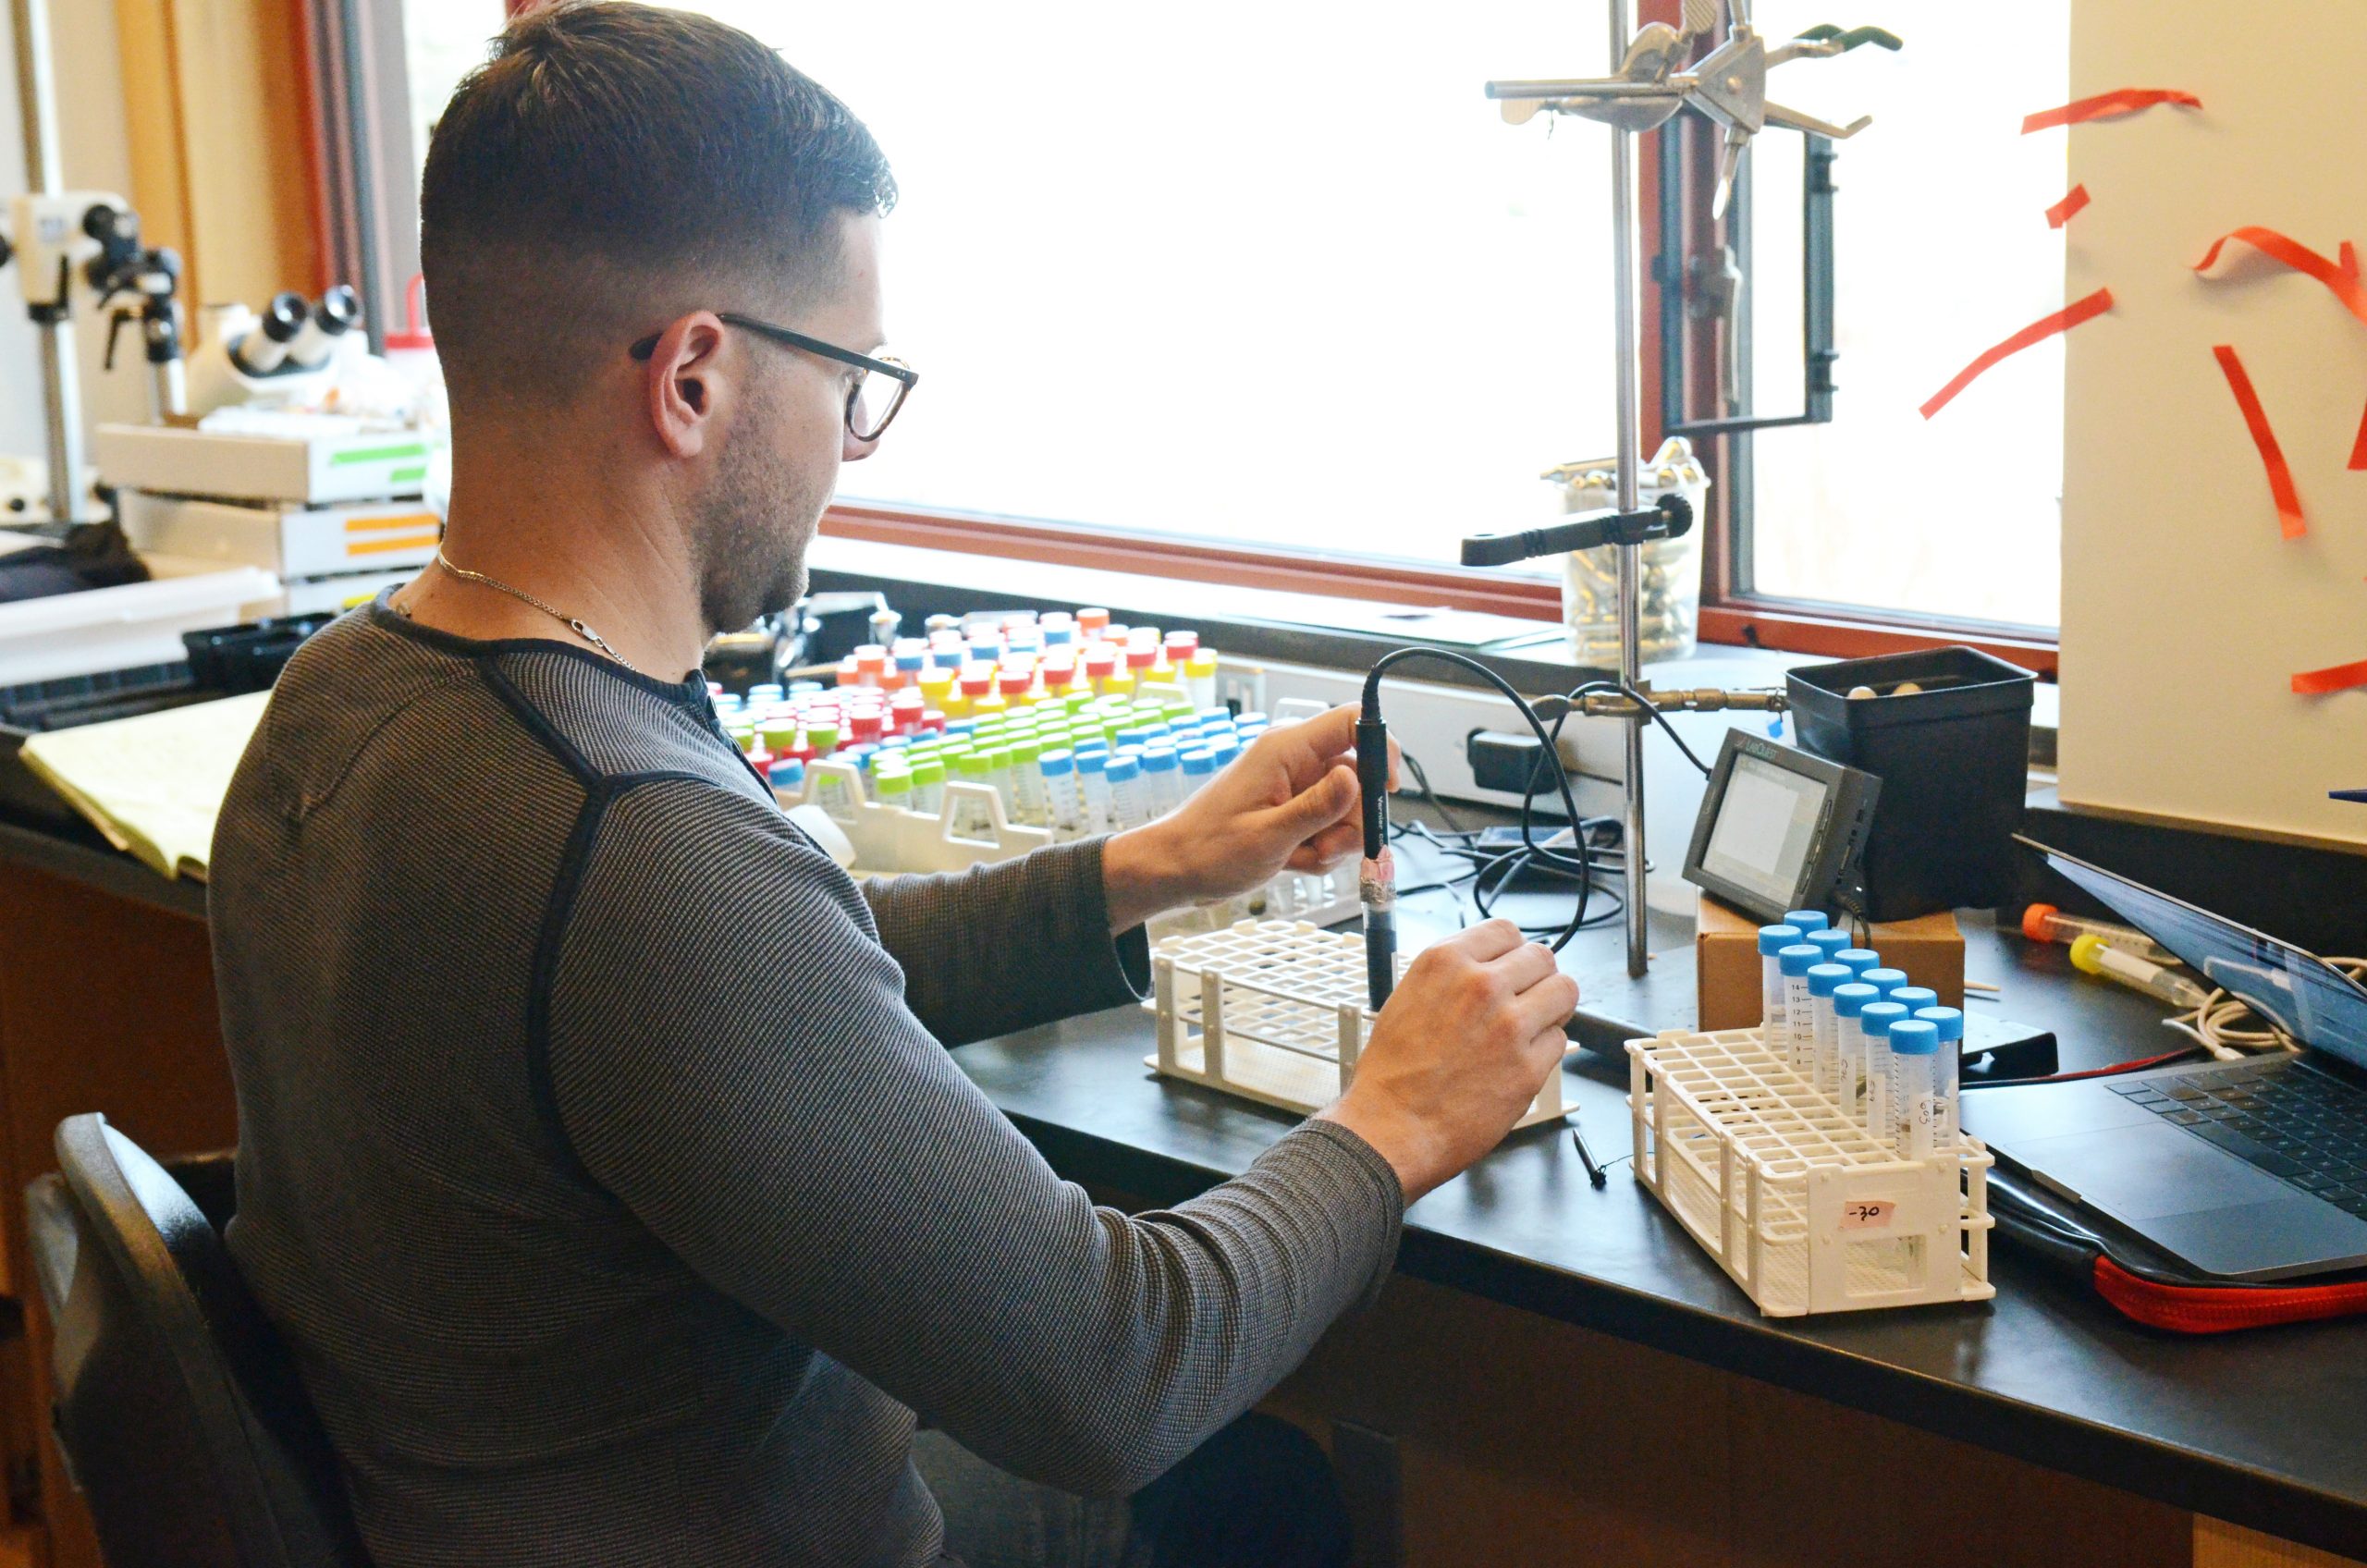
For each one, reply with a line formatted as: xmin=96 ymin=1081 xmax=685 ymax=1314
xmin=451 ymin=0 xmax=2059 ymax=677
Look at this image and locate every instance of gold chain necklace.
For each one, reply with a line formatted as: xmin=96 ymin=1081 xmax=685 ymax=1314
xmin=432 ymin=550 xmax=641 ymax=675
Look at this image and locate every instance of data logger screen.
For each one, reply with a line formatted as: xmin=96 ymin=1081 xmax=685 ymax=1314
xmin=1699 ymin=752 xmax=1829 ymax=909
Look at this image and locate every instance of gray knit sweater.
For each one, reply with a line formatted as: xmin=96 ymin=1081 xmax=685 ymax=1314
xmin=207 ymin=596 xmax=1404 ymax=1568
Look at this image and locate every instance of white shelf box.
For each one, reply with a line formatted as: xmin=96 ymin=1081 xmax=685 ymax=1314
xmin=1627 ymin=1027 xmax=1995 ymax=1317
xmin=1146 ymin=921 xmax=1572 ymax=1126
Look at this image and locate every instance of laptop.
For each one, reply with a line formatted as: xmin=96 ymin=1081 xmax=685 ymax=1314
xmin=1962 ymin=840 xmax=2367 ymax=1280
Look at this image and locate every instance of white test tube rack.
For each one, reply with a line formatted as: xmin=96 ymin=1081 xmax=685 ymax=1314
xmin=1627 ymin=1027 xmax=1995 ymax=1317
xmin=1146 ymin=921 xmax=1574 ymax=1125
xmin=774 ymin=763 xmax=1358 ymax=925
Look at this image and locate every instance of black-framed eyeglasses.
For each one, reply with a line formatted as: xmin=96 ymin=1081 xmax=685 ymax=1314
xmin=630 ymin=312 xmax=918 ymax=441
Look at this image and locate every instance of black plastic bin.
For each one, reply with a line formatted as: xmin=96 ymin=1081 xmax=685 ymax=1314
xmin=1785 ymin=646 xmax=2035 ymax=921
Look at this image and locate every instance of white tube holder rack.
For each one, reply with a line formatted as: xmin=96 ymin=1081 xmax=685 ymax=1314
xmin=1627 ymin=1027 xmax=1995 ymax=1317
xmin=1147 ymin=921 xmax=1574 ymax=1125
xmin=772 ymin=762 xmax=1356 ymax=930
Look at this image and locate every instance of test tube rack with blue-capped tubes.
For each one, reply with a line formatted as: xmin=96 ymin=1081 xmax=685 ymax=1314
xmin=1628 ymin=913 xmax=1992 ymax=1317
xmin=1147 ymin=921 xmax=1578 ymax=1125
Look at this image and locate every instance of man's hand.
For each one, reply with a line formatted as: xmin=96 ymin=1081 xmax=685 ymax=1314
xmin=1317 ymin=921 xmax=1578 ymax=1202
xmin=1100 ymin=704 xmax=1397 ymax=934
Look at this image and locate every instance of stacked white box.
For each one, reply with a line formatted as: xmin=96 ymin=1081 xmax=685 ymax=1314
xmin=1627 ymin=1026 xmax=1994 ymax=1317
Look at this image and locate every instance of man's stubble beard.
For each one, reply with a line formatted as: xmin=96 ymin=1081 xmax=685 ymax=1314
xmin=693 ymin=423 xmax=829 ymax=637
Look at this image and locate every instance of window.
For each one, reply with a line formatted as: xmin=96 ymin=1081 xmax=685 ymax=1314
xmin=1724 ymin=0 xmax=2068 ymax=629
xmin=366 ymin=2 xmax=2068 ymax=648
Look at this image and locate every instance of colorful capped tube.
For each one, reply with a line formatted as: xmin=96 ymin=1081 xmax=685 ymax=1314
xmin=1807 ymin=963 xmax=1853 ymax=1098
xmin=1886 ymin=1019 xmax=1942 ymax=1158
xmin=2068 ymin=934 xmax=2211 ymax=1011
xmin=1076 ymin=750 xmax=1113 ymax=834
xmin=1758 ymin=924 xmax=1804 ymax=1054
xmin=1858 ymin=1000 xmax=1909 ymax=1144
xmin=1778 ymin=944 xmax=1822 ymax=1077
xmin=1784 ymin=909 xmax=1831 ymax=935
xmin=1105 ymin=753 xmax=1147 ymax=828
xmin=1832 ymin=981 xmax=1882 ymax=1121
xmin=1913 ymin=1006 xmax=1964 ymax=1150
xmin=1807 ymin=928 xmax=1851 ymax=963
xmin=2021 ymin=903 xmax=2177 ymax=966
xmin=1836 ymin=948 xmax=1882 ymax=979
xmin=1861 ymin=966 xmax=1909 ymax=998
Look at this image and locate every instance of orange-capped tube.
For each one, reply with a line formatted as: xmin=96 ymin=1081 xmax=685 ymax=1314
xmin=2022 ymin=903 xmax=2177 ymax=966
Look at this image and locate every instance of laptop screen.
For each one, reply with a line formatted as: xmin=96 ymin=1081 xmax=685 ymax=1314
xmin=2029 ymin=840 xmax=2367 ymax=1070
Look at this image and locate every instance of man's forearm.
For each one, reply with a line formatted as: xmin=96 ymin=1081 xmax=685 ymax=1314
xmin=1099 ymin=822 xmax=1200 ymax=935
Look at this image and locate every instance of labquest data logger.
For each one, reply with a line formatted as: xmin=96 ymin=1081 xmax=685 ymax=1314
xmin=1682 ymin=729 xmax=1879 ymax=925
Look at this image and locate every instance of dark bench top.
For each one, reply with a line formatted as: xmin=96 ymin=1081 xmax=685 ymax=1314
xmin=951 ymin=912 xmax=2367 ymax=1561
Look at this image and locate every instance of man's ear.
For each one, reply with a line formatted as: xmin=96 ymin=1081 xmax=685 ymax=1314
xmin=641 ymin=312 xmax=730 ymax=459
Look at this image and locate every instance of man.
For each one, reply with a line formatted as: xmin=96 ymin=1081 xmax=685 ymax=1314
xmin=209 ymin=6 xmax=1579 ymax=1565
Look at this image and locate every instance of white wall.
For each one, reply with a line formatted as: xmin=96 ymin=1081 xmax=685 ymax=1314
xmin=2057 ymin=0 xmax=2367 ymax=849
xmin=0 ymin=0 xmax=148 ymax=487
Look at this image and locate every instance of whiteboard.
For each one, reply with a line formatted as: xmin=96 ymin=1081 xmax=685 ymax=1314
xmin=2055 ymin=0 xmax=2367 ymax=850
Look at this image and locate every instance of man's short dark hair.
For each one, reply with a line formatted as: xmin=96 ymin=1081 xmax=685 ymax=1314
xmin=420 ymin=1 xmax=896 ymax=407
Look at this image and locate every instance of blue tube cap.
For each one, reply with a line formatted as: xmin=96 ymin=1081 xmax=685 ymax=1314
xmin=1807 ymin=962 xmax=1852 ymax=997
xmin=1862 ymin=967 xmax=1910 ymax=994
xmin=1836 ymin=949 xmax=1881 ymax=975
xmin=1890 ymin=986 xmax=1939 ymax=1013
xmin=1784 ymin=910 xmax=1831 ymax=933
xmin=1758 ymin=924 xmax=1804 ymax=956
xmin=1808 ymin=929 xmax=1850 ymax=959
xmin=1833 ymin=982 xmax=1881 ymax=1018
xmin=1038 ymin=749 xmax=1074 ymax=777
xmin=1888 ymin=1019 xmax=1940 ymax=1056
xmin=1914 ymin=1006 xmax=1965 ymax=1044
xmin=1778 ymin=943 xmax=1822 ymax=977
xmin=1858 ymin=1000 xmax=1909 ymax=1038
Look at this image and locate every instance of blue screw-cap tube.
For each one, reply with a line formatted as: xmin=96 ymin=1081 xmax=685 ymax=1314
xmin=1915 ymin=1006 xmax=1966 ymax=1150
xmin=1757 ymin=925 xmax=1803 ymax=1053
xmin=1784 ymin=909 xmax=1831 ymax=934
xmin=1887 ymin=1019 xmax=1943 ymax=1159
xmin=1862 ymin=967 xmax=1910 ymax=998
xmin=1807 ymin=963 xmax=1852 ymax=1098
xmin=1832 ymin=982 xmax=1882 ymax=1119
xmin=1778 ymin=945 xmax=1823 ymax=1076
xmin=1858 ymin=1001 xmax=1910 ymax=1145
xmin=1836 ymin=948 xmax=1882 ymax=978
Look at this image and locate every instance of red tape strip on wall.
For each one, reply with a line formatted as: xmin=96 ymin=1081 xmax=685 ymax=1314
xmin=2292 ymin=659 xmax=2367 ymax=697
xmin=2353 ymin=401 xmax=2367 ymax=472
xmin=2044 ymin=185 xmax=2091 ymax=228
xmin=2022 ymin=89 xmax=2201 ymax=134
xmin=2193 ymin=227 xmax=2367 ymax=325
xmin=2212 ymin=345 xmax=2306 ymax=539
xmin=1919 ymin=288 xmax=2114 ymax=421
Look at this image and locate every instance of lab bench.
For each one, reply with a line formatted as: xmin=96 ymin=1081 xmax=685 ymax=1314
xmin=0 ymin=815 xmax=2362 ymax=1568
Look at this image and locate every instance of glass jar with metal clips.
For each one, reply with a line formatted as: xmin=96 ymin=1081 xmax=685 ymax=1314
xmin=1549 ymin=437 xmax=1711 ymax=664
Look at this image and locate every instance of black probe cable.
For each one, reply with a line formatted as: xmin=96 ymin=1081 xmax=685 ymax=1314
xmin=1357 ymin=649 xmax=1614 ymax=1188
xmin=1358 ymin=649 xmax=1594 ymax=1007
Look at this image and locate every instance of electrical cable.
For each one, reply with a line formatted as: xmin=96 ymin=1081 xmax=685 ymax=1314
xmin=2161 ymin=958 xmax=2367 ymax=1059
xmin=1359 ymin=651 xmax=1599 ymax=981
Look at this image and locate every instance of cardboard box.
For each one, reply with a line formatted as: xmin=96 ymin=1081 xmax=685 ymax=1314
xmin=1696 ymin=891 xmax=1963 ymax=1030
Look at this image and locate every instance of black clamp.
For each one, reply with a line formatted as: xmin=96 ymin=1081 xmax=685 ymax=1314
xmin=1459 ymin=492 xmax=1694 ymax=569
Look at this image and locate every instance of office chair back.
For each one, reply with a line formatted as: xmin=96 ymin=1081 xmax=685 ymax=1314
xmin=30 ymin=1113 xmax=369 ymax=1568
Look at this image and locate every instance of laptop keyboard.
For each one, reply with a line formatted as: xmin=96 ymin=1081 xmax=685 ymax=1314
xmin=2113 ymin=1060 xmax=2367 ymax=1219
